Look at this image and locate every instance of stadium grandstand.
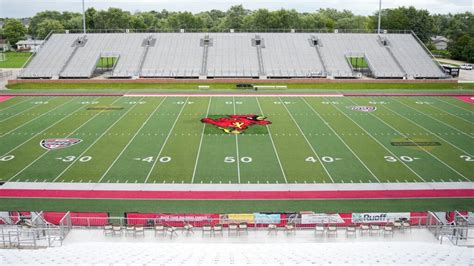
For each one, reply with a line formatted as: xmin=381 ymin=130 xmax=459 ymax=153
xmin=18 ymin=31 xmax=447 ymax=80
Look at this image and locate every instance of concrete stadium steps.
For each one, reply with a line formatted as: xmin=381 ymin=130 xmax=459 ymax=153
xmin=19 ymin=32 xmax=446 ymax=80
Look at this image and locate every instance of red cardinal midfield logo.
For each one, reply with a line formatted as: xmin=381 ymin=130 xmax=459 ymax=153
xmin=201 ymin=114 xmax=271 ymax=134
xmin=40 ymin=138 xmax=82 ymax=150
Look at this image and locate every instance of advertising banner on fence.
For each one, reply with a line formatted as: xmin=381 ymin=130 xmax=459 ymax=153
xmin=352 ymin=212 xmax=410 ymax=223
xmin=126 ymin=213 xmax=219 ymax=226
xmin=301 ymin=213 xmax=345 ymax=224
xmin=220 ymin=213 xmax=254 ymax=224
xmin=253 ymin=213 xmax=281 ymax=224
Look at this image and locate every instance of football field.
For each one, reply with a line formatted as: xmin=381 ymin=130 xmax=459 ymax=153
xmin=0 ymin=94 xmax=472 ymax=185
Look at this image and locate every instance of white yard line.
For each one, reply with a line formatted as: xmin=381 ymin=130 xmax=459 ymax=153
xmin=0 ymin=97 xmax=75 ymax=138
xmin=0 ymin=97 xmax=35 ymax=112
xmin=256 ymin=97 xmax=288 ymax=184
xmin=395 ymin=98 xmax=472 ymax=138
xmin=278 ymin=96 xmax=335 ymax=183
xmin=424 ymin=100 xmax=474 ymax=125
xmin=97 ymin=97 xmax=167 ymax=183
xmin=391 ymin=98 xmax=473 ymax=156
xmin=0 ymin=104 xmax=42 ymax=123
xmin=0 ymin=97 xmax=99 ymax=158
xmin=51 ymin=97 xmax=144 ymax=182
xmin=191 ymin=97 xmax=212 ymax=184
xmin=329 ymin=97 xmax=426 ymax=182
xmin=5 ymin=96 xmax=108 ymax=182
xmin=233 ymin=96 xmax=241 ymax=184
xmin=435 ymin=97 xmax=474 ymax=113
xmin=302 ymin=97 xmax=380 ymax=183
xmin=143 ymin=97 xmax=189 ymax=184
xmin=350 ymin=97 xmax=469 ymax=182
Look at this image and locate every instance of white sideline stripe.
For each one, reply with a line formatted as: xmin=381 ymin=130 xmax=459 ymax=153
xmin=0 ymin=97 xmax=74 ymax=138
xmin=354 ymin=97 xmax=470 ymax=182
xmin=143 ymin=97 xmax=189 ymax=184
xmin=5 ymin=96 xmax=104 ymax=182
xmin=279 ymin=96 xmax=335 ymax=183
xmin=0 ymin=104 xmax=41 ymax=123
xmin=255 ymin=97 xmax=288 ymax=184
xmin=191 ymin=97 xmax=212 ymax=183
xmin=233 ymin=96 xmax=241 ymax=184
xmin=125 ymin=94 xmax=344 ymax=98
xmin=435 ymin=97 xmax=474 ymax=113
xmin=52 ymin=97 xmax=144 ymax=182
xmin=0 ymin=97 xmax=97 ymax=158
xmin=2 ymin=181 xmax=472 ymax=191
xmin=329 ymin=97 xmax=426 ymax=183
xmin=97 ymin=97 xmax=167 ymax=183
xmin=392 ymin=98 xmax=473 ymax=156
xmin=0 ymin=96 xmax=34 ymax=112
xmin=302 ymin=97 xmax=380 ymax=183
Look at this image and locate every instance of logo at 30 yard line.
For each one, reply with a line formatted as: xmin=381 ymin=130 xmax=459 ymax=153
xmin=40 ymin=138 xmax=82 ymax=150
xmin=201 ymin=114 xmax=271 ymax=134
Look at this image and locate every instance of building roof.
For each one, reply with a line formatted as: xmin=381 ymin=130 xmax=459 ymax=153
xmin=16 ymin=40 xmax=44 ymax=45
xmin=430 ymin=36 xmax=449 ymax=43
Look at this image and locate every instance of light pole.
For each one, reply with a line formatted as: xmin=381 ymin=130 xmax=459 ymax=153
xmin=82 ymin=0 xmax=86 ymax=34
xmin=377 ymin=0 xmax=382 ymax=34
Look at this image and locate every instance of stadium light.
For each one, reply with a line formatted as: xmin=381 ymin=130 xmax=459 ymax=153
xmin=82 ymin=0 xmax=86 ymax=34
xmin=377 ymin=0 xmax=382 ymax=34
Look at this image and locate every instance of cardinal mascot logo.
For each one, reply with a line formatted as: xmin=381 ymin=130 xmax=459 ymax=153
xmin=201 ymin=114 xmax=271 ymax=134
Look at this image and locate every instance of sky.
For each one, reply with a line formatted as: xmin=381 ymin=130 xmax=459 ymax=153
xmin=1 ymin=0 xmax=472 ymax=18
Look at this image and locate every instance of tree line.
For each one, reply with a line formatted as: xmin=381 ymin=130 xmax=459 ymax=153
xmin=1 ymin=5 xmax=472 ymax=62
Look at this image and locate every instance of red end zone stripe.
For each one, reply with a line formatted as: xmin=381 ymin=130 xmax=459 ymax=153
xmin=0 ymin=189 xmax=472 ymax=199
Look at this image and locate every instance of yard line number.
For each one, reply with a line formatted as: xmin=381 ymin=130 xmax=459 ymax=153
xmin=224 ymin=156 xmax=252 ymax=163
xmin=384 ymin=155 xmax=419 ymax=163
xmin=57 ymin=156 xmax=92 ymax=163
xmin=305 ymin=156 xmax=341 ymax=163
xmin=133 ymin=156 xmax=171 ymax=163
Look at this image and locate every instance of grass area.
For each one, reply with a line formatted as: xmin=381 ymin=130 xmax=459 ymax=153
xmin=6 ymin=82 xmax=474 ymax=91
xmin=0 ymin=52 xmax=32 ymax=68
xmin=96 ymin=56 xmax=118 ymax=69
xmin=0 ymin=96 xmax=472 ymax=185
xmin=0 ymin=198 xmax=472 ymax=217
xmin=347 ymin=57 xmax=369 ymax=68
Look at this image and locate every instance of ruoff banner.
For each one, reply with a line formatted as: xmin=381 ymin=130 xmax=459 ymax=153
xmin=352 ymin=212 xmax=410 ymax=223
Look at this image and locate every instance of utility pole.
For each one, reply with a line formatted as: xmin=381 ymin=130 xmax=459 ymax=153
xmin=82 ymin=0 xmax=86 ymax=34
xmin=377 ymin=0 xmax=382 ymax=34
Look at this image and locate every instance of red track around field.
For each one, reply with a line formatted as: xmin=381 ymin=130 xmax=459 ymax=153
xmin=0 ymin=189 xmax=472 ymax=200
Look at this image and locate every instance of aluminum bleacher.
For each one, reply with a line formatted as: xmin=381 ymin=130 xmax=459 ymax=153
xmin=385 ymin=34 xmax=446 ymax=79
xmin=18 ymin=32 xmax=447 ymax=80
xmin=141 ymin=33 xmax=203 ymax=78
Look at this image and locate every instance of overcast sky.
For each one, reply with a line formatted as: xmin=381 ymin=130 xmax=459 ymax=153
xmin=1 ymin=0 xmax=472 ymax=18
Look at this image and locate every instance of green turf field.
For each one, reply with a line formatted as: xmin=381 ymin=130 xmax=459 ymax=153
xmin=0 ymin=52 xmax=32 ymax=68
xmin=0 ymin=95 xmax=472 ymax=184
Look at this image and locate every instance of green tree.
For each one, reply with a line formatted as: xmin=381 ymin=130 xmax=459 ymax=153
xmin=36 ymin=19 xmax=64 ymax=39
xmin=222 ymin=5 xmax=249 ymax=30
xmin=94 ymin=8 xmax=132 ymax=30
xmin=449 ymin=34 xmax=474 ymax=62
xmin=165 ymin=12 xmax=204 ymax=30
xmin=28 ymin=11 xmax=63 ymax=36
xmin=370 ymin=6 xmax=434 ymax=42
xmin=3 ymin=19 xmax=27 ymax=47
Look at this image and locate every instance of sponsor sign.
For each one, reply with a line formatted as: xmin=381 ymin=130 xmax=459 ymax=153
xmin=352 ymin=212 xmax=410 ymax=223
xmin=40 ymin=138 xmax=82 ymax=150
xmin=201 ymin=114 xmax=271 ymax=134
xmin=254 ymin=213 xmax=281 ymax=224
xmin=301 ymin=213 xmax=345 ymax=224
xmin=220 ymin=213 xmax=255 ymax=224
xmin=349 ymin=106 xmax=376 ymax=112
